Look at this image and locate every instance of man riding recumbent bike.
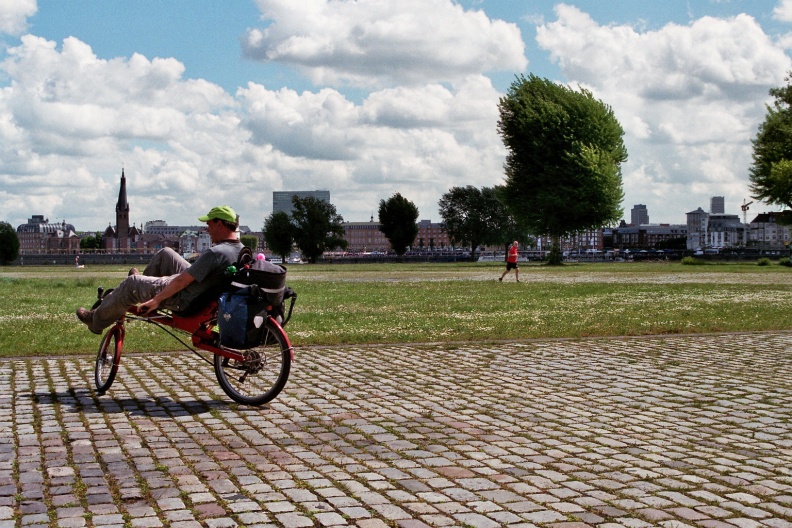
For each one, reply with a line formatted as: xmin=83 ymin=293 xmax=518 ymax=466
xmin=90 ymin=247 xmax=296 ymax=406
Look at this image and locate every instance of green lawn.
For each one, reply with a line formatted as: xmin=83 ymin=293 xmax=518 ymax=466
xmin=1 ymin=260 xmax=791 ymax=358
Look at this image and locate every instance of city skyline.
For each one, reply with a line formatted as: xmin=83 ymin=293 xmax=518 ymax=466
xmin=11 ymin=191 xmax=766 ymax=234
xmin=2 ymin=1 xmax=792 ymax=230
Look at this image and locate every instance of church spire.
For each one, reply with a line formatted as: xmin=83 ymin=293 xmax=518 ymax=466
xmin=115 ymin=168 xmax=130 ymax=249
xmin=116 ymin=168 xmax=129 ymax=214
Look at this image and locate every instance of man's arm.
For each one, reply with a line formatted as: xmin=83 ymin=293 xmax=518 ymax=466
xmin=138 ymin=271 xmax=195 ymax=313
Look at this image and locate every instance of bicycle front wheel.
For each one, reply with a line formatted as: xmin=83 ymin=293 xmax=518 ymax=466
xmin=214 ymin=318 xmax=291 ymax=406
xmin=95 ymin=325 xmax=123 ymax=393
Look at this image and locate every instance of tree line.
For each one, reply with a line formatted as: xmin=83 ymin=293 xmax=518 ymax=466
xmin=262 ymin=71 xmax=792 ymax=265
xmin=264 ymin=74 xmax=628 ymax=264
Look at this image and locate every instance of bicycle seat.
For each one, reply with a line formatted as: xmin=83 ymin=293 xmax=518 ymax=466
xmin=172 ymin=288 xmax=223 ymax=317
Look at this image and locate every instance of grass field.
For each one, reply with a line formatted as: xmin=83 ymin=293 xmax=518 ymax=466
xmin=1 ymin=260 xmax=791 ymax=358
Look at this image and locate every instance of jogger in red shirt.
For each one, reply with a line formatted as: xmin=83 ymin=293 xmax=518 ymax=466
xmin=499 ymin=240 xmax=520 ymax=282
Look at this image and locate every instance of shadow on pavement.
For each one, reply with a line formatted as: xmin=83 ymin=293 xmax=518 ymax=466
xmin=24 ymin=389 xmax=229 ymax=417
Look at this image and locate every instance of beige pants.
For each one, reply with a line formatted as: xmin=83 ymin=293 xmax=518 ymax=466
xmin=90 ymin=248 xmax=190 ymax=332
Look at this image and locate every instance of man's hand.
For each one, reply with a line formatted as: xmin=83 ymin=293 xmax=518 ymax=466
xmin=138 ymin=298 xmax=161 ymax=314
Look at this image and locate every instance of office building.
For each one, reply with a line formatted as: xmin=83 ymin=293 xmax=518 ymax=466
xmin=748 ymin=212 xmax=792 ymax=248
xmin=340 ymin=218 xmax=452 ymax=253
xmin=710 ymin=196 xmax=725 ymax=214
xmin=273 ymin=190 xmax=330 ymax=216
xmin=16 ymin=216 xmax=79 ymax=254
xmin=630 ymin=204 xmax=649 ymax=226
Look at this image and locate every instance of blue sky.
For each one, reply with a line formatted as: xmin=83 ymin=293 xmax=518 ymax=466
xmin=2 ymin=0 xmax=792 ymax=230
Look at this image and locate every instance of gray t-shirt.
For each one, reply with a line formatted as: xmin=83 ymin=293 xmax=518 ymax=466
xmin=178 ymin=240 xmax=243 ymax=308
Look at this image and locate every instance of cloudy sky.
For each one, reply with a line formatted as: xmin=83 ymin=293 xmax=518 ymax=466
xmin=2 ymin=0 xmax=792 ymax=231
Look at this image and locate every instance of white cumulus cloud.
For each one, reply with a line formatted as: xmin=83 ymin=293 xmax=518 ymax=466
xmin=0 ymin=0 xmax=36 ymax=36
xmin=774 ymin=0 xmax=792 ymax=22
xmin=242 ymin=0 xmax=526 ymax=87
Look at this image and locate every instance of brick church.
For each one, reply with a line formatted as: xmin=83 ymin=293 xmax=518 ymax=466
xmin=102 ymin=169 xmax=140 ymax=250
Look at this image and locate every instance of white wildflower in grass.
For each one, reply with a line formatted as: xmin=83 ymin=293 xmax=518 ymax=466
xmin=2 ymin=261 xmax=792 ymax=356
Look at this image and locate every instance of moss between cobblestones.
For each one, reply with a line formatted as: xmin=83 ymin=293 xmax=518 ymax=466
xmin=6 ymin=334 xmax=792 ymax=526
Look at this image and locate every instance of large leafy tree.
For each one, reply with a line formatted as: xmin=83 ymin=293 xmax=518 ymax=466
xmin=0 ymin=221 xmax=20 ymax=265
xmin=79 ymin=232 xmax=103 ymax=250
xmin=290 ymin=196 xmax=347 ymax=263
xmin=378 ymin=193 xmax=419 ymax=257
xmin=263 ymin=211 xmax=294 ymax=262
xmin=750 ymin=73 xmax=792 ymax=212
xmin=439 ymin=186 xmax=503 ymax=260
xmin=498 ymin=74 xmax=626 ymax=264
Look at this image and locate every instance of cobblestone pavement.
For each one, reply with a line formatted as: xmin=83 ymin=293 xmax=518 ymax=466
xmin=1 ymin=332 xmax=791 ymax=528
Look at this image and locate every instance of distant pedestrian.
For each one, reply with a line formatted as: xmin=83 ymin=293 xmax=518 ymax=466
xmin=499 ymin=241 xmax=520 ymax=282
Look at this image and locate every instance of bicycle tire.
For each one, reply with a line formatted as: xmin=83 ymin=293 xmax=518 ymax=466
xmin=213 ymin=318 xmax=291 ymax=406
xmin=95 ymin=326 xmax=123 ymax=393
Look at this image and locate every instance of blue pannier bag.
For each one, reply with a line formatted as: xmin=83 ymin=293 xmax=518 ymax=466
xmin=217 ymin=285 xmax=269 ymax=349
xmin=217 ymin=258 xmax=295 ymax=348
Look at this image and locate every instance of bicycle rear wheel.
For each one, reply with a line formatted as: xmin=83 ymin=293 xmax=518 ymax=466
xmin=95 ymin=325 xmax=123 ymax=393
xmin=214 ymin=318 xmax=291 ymax=406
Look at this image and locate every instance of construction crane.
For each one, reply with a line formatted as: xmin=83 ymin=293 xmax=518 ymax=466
xmin=741 ymin=199 xmax=754 ymax=224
